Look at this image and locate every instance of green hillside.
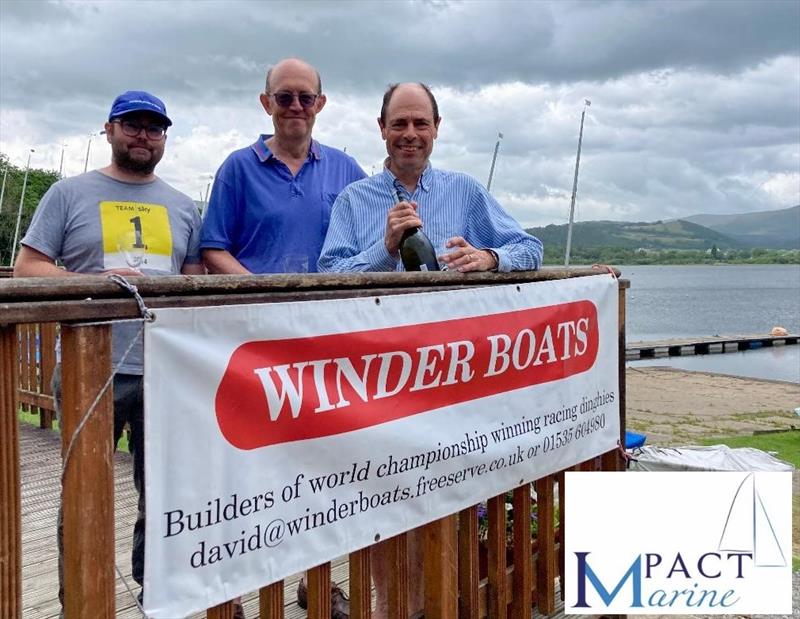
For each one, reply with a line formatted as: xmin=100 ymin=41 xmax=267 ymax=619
xmin=527 ymin=219 xmax=745 ymax=251
xmin=683 ymin=205 xmax=799 ymax=249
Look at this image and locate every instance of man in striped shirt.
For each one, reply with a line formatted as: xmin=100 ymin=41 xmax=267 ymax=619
xmin=319 ymin=82 xmax=543 ymax=618
xmin=318 ymin=82 xmax=542 ymax=274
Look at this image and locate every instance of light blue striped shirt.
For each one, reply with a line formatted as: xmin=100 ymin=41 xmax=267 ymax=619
xmin=318 ymin=164 xmax=543 ymax=272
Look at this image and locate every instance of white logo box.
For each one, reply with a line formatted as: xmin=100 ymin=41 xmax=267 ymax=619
xmin=564 ymin=471 xmax=793 ymax=614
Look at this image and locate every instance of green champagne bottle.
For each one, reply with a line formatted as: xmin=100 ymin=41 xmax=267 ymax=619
xmin=394 ymin=187 xmax=441 ymax=272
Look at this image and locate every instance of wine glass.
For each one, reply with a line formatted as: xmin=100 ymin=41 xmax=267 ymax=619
xmin=433 ymin=230 xmax=462 ymax=271
xmin=116 ymin=231 xmax=145 ymax=270
xmin=283 ymin=253 xmax=309 ymax=273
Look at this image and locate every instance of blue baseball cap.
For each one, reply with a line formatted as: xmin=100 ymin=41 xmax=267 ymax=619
xmin=108 ymin=90 xmax=172 ymax=126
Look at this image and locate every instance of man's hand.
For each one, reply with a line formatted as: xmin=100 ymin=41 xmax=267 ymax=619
xmin=438 ymin=237 xmax=498 ymax=272
xmin=385 ymin=200 xmax=423 ymax=256
xmin=202 ymin=249 xmax=252 ymax=275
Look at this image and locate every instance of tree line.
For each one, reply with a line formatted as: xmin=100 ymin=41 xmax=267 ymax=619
xmin=0 ymin=154 xmax=60 ymax=267
xmin=0 ymin=152 xmax=796 ymax=268
xmin=542 ymin=245 xmax=799 ymax=266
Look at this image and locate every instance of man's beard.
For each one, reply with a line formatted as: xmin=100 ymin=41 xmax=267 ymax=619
xmin=112 ymin=143 xmax=162 ymax=175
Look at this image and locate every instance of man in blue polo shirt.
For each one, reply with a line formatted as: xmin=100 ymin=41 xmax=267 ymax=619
xmin=200 ymin=57 xmax=359 ymax=618
xmin=201 ymin=57 xmax=365 ymax=274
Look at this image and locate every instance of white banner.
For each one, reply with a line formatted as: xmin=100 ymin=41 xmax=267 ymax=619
xmin=144 ymin=275 xmax=620 ymax=617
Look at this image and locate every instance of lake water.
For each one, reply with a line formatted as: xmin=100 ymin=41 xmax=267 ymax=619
xmin=619 ymin=265 xmax=800 ymax=383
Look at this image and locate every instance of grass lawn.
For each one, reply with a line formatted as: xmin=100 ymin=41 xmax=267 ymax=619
xmin=17 ymin=408 xmax=130 ymax=453
xmin=699 ymin=430 xmax=799 ymax=468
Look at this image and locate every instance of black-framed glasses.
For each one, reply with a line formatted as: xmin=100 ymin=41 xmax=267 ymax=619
xmin=268 ymin=91 xmax=319 ymax=109
xmin=112 ymin=119 xmax=167 ymax=140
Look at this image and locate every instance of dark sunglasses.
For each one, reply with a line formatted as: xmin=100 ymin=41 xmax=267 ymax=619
xmin=112 ymin=119 xmax=167 ymax=140
xmin=269 ymin=91 xmax=319 ymax=109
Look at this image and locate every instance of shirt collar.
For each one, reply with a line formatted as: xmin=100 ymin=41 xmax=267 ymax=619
xmin=381 ymin=160 xmax=434 ymax=194
xmin=250 ymin=134 xmax=322 ymax=163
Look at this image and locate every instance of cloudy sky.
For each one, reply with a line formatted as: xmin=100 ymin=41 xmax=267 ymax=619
xmin=1 ymin=0 xmax=798 ymax=227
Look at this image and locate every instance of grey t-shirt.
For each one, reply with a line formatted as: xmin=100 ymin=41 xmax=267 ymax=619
xmin=22 ymin=170 xmax=202 ymax=374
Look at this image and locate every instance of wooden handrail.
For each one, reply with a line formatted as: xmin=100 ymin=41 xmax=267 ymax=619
xmin=0 ymin=270 xmax=628 ymax=619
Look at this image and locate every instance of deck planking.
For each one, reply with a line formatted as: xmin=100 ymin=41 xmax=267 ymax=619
xmin=626 ymin=333 xmax=798 ymax=359
xmin=18 ymin=421 xmax=345 ymax=619
xmin=19 ymin=421 xmax=572 ymax=618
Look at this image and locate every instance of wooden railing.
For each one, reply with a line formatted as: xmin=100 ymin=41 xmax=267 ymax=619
xmin=0 ymin=269 xmax=628 ymax=619
xmin=16 ymin=322 xmax=57 ymax=427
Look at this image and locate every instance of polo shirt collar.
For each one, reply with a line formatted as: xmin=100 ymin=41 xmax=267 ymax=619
xmin=250 ymin=134 xmax=323 ymax=163
xmin=381 ymin=160 xmax=435 ymax=194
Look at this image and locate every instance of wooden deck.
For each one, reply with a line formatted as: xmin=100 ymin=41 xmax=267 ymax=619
xmin=19 ymin=421 xmax=343 ymax=619
xmin=19 ymin=421 xmax=573 ymax=618
xmin=626 ymin=333 xmax=798 ymax=360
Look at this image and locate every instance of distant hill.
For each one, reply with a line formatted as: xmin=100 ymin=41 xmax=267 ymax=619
xmin=681 ymin=205 xmax=799 ymax=249
xmin=526 ymin=219 xmax=745 ymax=251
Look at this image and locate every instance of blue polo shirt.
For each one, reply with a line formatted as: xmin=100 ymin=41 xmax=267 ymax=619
xmin=200 ymin=134 xmax=365 ymax=273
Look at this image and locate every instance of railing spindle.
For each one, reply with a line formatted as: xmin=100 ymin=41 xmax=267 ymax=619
xmin=385 ymin=533 xmax=409 ymax=619
xmin=534 ymin=475 xmax=555 ymax=615
xmin=0 ymin=324 xmax=22 ymax=619
xmin=423 ymin=514 xmax=458 ymax=618
xmin=557 ymin=470 xmax=566 ymax=601
xmin=308 ymin=561 xmax=332 ymax=618
xmin=259 ymin=580 xmax=285 ymax=619
xmin=457 ymin=505 xmax=479 ymax=619
xmin=487 ymin=492 xmax=507 ymax=618
xmin=61 ymin=323 xmax=115 ymax=618
xmin=349 ymin=547 xmax=372 ymax=618
xmin=39 ymin=323 xmax=57 ymax=429
xmin=207 ymin=600 xmax=236 ymax=618
xmin=511 ymin=483 xmax=532 ymax=618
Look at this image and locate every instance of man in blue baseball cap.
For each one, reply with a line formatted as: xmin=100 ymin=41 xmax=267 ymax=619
xmin=109 ymin=90 xmax=173 ymax=126
xmin=15 ymin=89 xmax=206 ymax=617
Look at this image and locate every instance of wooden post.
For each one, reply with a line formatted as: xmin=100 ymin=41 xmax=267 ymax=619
xmin=349 ymin=547 xmax=372 ymax=618
xmin=511 ymin=484 xmax=532 ymax=618
xmin=27 ymin=325 xmax=39 ymax=420
xmin=307 ymin=562 xmax=332 ymax=619
xmin=557 ymin=470 xmax=566 ymax=601
xmin=423 ymin=515 xmax=458 ymax=619
xmin=39 ymin=323 xmax=57 ymax=429
xmin=486 ymin=493 xmax=507 ymax=619
xmin=61 ymin=323 xmax=115 ymax=618
xmin=207 ymin=600 xmax=236 ymax=619
xmin=386 ymin=534 xmax=409 ymax=619
xmin=0 ymin=324 xmax=22 ymax=619
xmin=259 ymin=581 xmax=284 ymax=619
xmin=457 ymin=505 xmax=479 ymax=619
xmin=535 ymin=476 xmax=555 ymax=615
xmin=16 ymin=325 xmax=29 ymax=415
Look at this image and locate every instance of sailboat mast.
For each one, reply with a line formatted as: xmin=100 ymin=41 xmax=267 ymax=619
xmin=565 ymin=100 xmax=591 ymax=267
xmin=486 ymin=132 xmax=503 ymax=192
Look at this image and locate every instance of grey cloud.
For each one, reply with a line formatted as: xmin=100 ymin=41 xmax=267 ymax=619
xmin=0 ymin=0 xmax=81 ymax=25
xmin=2 ymin=0 xmax=798 ymax=113
xmin=1 ymin=0 xmax=797 ymax=227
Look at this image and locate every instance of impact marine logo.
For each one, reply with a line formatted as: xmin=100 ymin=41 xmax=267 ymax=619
xmin=570 ymin=473 xmax=788 ymax=613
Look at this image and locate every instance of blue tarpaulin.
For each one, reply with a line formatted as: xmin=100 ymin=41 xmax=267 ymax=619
xmin=625 ymin=430 xmax=647 ymax=449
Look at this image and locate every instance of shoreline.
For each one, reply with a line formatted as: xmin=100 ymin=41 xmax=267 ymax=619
xmin=626 ymin=366 xmax=800 ymax=445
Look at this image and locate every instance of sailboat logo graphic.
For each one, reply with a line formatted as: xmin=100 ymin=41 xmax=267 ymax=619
xmin=718 ymin=473 xmax=787 ymax=568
